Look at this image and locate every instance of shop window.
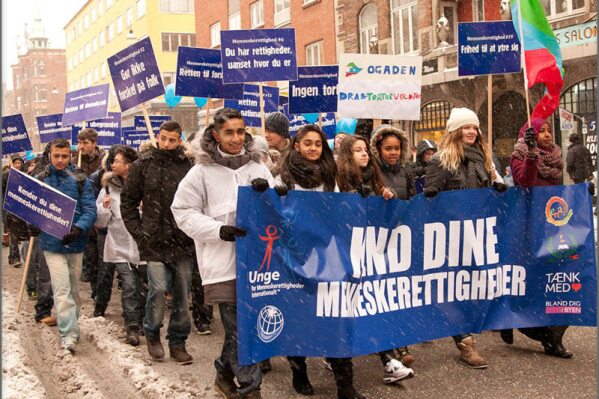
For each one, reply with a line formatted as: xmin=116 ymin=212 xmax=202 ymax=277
xmin=541 ymin=0 xmax=585 ymax=19
xmin=413 ymin=100 xmax=454 ymax=143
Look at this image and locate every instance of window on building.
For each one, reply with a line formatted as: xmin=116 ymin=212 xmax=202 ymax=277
xmin=93 ymin=37 xmax=98 ymax=52
xmin=68 ymin=59 xmax=73 ymax=71
xmin=391 ymin=0 xmax=418 ymax=54
xmin=163 ymin=72 xmax=176 ymax=86
xmin=542 ymin=0 xmax=585 ymax=19
xmin=137 ymin=0 xmax=146 ymax=19
xmin=23 ymin=91 xmax=29 ymax=105
xmin=100 ymin=31 xmax=105 ymax=47
xmin=274 ymin=0 xmax=290 ymax=26
xmin=303 ymin=0 xmax=318 ymax=5
xmin=472 ymin=0 xmax=484 ymax=21
xmin=228 ymin=0 xmax=241 ymax=30
xmin=413 ymin=100 xmax=454 ymax=143
xmin=17 ymin=97 xmax=22 ymax=109
xmin=86 ymin=42 xmax=91 ymax=58
xmin=35 ymin=109 xmax=46 ymax=117
xmin=87 ymin=72 xmax=92 ymax=86
xmin=77 ymin=21 xmax=83 ymax=36
xmin=440 ymin=1 xmax=457 ymax=45
xmin=106 ymin=0 xmax=113 ymax=8
xmin=101 ymin=63 xmax=107 ymax=79
xmin=159 ymin=0 xmax=194 ymax=13
xmin=117 ymin=16 xmax=123 ymax=33
xmin=91 ymin=7 xmax=97 ymax=22
xmin=210 ymin=22 xmax=221 ymax=47
xmin=94 ymin=66 xmax=99 ymax=82
xmin=73 ymin=54 xmax=78 ymax=67
xmin=80 ymin=77 xmax=85 ymax=88
xmin=33 ymin=60 xmax=46 ymax=76
xmin=359 ymin=3 xmax=378 ymax=54
xmin=250 ymin=1 xmax=264 ymax=28
xmin=98 ymin=0 xmax=103 ymax=16
xmin=79 ymin=48 xmax=84 ymax=62
xmin=34 ymin=84 xmax=47 ymax=102
xmin=23 ymin=67 xmax=28 ymax=81
xmin=126 ymin=8 xmax=133 ymax=26
xmin=161 ymin=33 xmax=196 ymax=52
xmin=15 ymin=74 xmax=20 ymax=89
xmin=305 ymin=40 xmax=323 ymax=66
xmin=84 ymin=14 xmax=90 ymax=29
xmin=71 ymin=27 xmax=76 ymax=41
xmin=108 ymin=23 xmax=115 ymax=42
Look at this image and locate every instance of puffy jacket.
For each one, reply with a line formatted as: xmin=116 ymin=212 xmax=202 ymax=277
xmin=566 ymin=142 xmax=593 ymax=182
xmin=120 ymin=145 xmax=194 ymax=262
xmin=96 ymin=173 xmax=141 ymax=264
xmin=171 ymin=132 xmax=274 ymax=286
xmin=424 ymin=152 xmax=491 ymax=196
xmin=36 ymin=164 xmax=97 ymax=253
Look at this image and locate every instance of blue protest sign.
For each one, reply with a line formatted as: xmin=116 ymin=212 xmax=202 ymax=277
xmin=278 ymin=96 xmax=288 ymax=113
xmin=175 ymin=47 xmax=244 ymax=100
xmin=2 ymin=114 xmax=32 ymax=154
xmin=220 ymin=28 xmax=298 ymax=83
xmin=236 ymin=184 xmax=597 ymax=364
xmin=127 ymin=115 xmax=171 ymax=148
xmin=458 ymin=21 xmax=521 ymax=76
xmin=121 ymin=127 xmax=141 ymax=149
xmin=287 ymin=112 xmax=336 ymax=139
xmin=87 ymin=113 xmax=122 ymax=149
xmin=107 ymin=37 xmax=165 ymax=112
xmin=36 ymin=114 xmax=72 ymax=143
xmin=62 ymin=84 xmax=109 ymax=126
xmin=3 ymin=168 xmax=76 ymax=239
xmin=224 ymin=84 xmax=279 ymax=128
xmin=289 ymin=66 xmax=338 ymax=114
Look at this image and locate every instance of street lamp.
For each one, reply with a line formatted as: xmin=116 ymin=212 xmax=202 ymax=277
xmin=51 ymin=87 xmax=59 ymax=95
xmin=369 ymin=36 xmax=379 ymax=54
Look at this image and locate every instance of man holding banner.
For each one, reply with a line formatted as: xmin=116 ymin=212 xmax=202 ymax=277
xmin=31 ymin=138 xmax=97 ymax=353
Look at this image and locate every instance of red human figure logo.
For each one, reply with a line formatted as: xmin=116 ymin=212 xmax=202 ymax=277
xmin=259 ymin=225 xmax=280 ymax=272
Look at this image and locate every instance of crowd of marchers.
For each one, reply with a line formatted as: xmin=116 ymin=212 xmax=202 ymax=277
xmin=2 ymin=105 xmax=595 ymax=399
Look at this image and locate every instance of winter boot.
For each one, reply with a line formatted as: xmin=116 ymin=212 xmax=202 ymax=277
xmin=457 ymin=336 xmax=488 ymax=369
xmin=289 ymin=357 xmax=314 ymax=395
xmin=383 ymin=358 xmax=414 ymax=384
xmin=125 ymin=326 xmax=140 ymax=346
xmin=330 ymin=358 xmax=366 ymax=399
xmin=337 ymin=385 xmax=366 ymax=399
xmin=396 ymin=346 xmax=415 ymax=367
xmin=259 ymin=358 xmax=272 ymax=373
xmin=499 ymin=329 xmax=514 ymax=344
xmin=240 ymin=390 xmax=262 ymax=399
xmin=93 ymin=302 xmax=107 ymax=318
xmin=543 ymin=341 xmax=573 ymax=358
xmin=170 ymin=345 xmax=193 ymax=365
xmin=146 ymin=335 xmax=165 ymax=361
xmin=214 ymin=373 xmax=239 ymax=399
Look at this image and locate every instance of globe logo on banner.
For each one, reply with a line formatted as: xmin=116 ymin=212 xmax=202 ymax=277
xmin=257 ymin=305 xmax=284 ymax=343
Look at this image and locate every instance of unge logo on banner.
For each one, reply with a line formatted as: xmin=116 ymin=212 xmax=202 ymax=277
xmin=545 ymin=196 xmax=573 ymax=226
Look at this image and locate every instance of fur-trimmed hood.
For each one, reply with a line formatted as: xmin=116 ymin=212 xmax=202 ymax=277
xmin=369 ymin=124 xmax=409 ymax=166
xmin=100 ymin=171 xmax=125 ymax=190
xmin=191 ymin=127 xmax=262 ymax=165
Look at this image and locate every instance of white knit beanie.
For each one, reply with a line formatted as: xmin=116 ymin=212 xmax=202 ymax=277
xmin=445 ymin=107 xmax=479 ymax=133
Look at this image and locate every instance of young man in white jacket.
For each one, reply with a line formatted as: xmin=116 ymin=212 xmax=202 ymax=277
xmin=171 ymin=108 xmax=274 ymax=399
xmin=95 ymin=145 xmax=144 ymax=346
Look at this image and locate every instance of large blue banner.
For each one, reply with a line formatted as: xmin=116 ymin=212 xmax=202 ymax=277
xmin=62 ymin=84 xmax=110 ymax=126
xmin=224 ymin=84 xmax=279 ymax=128
xmin=108 ymin=37 xmax=165 ymax=112
xmin=458 ymin=21 xmax=521 ymax=76
xmin=3 ymin=168 xmax=76 ymax=239
xmin=36 ymin=114 xmax=72 ymax=143
xmin=236 ymin=184 xmax=597 ymax=365
xmin=220 ymin=28 xmax=298 ymax=83
xmin=2 ymin=114 xmax=32 ymax=154
xmin=289 ymin=66 xmax=338 ymax=114
xmin=175 ymin=47 xmax=244 ymax=100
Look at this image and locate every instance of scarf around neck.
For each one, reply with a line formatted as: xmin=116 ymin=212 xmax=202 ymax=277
xmin=287 ymin=150 xmax=325 ymax=189
xmin=512 ymin=138 xmax=562 ymax=183
xmin=463 ymin=145 xmax=490 ymax=188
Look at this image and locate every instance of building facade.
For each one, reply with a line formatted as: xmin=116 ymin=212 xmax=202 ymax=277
xmin=64 ymin=0 xmax=199 ymax=132
xmin=10 ymin=11 xmax=67 ymax=151
xmin=336 ymin=0 xmax=597 ymax=173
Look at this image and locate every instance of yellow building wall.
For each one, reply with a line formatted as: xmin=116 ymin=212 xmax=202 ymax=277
xmin=65 ymin=0 xmax=196 ymax=113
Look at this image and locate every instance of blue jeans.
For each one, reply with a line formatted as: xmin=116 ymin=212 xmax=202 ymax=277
xmin=43 ymin=251 xmax=83 ymax=343
xmin=144 ymin=259 xmax=192 ymax=346
xmin=96 ymin=262 xmax=144 ymax=328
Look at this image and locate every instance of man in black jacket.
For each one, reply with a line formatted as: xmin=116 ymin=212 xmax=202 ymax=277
xmin=566 ymin=133 xmax=593 ymax=184
xmin=120 ymin=121 xmax=195 ymax=365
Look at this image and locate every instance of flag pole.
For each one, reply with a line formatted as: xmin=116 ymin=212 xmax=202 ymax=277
xmin=516 ymin=0 xmax=532 ymax=128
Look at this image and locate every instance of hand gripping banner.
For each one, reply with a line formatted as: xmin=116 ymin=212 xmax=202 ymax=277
xmin=235 ymin=184 xmax=597 ymax=365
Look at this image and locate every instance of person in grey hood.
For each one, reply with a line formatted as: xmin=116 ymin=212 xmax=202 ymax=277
xmin=408 ymin=139 xmax=438 ymax=194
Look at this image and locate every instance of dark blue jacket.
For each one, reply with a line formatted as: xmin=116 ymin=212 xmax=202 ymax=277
xmin=37 ymin=164 xmax=97 ymax=253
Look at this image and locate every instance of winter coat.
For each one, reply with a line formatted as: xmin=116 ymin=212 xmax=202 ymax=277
xmin=566 ymin=142 xmax=593 ymax=182
xmin=2 ymin=167 xmax=29 ymax=240
xmin=369 ymin=125 xmax=414 ymax=200
xmin=274 ymin=175 xmax=339 ymax=192
xmin=96 ymin=173 xmax=141 ymax=264
xmin=35 ymin=164 xmax=97 ymax=253
xmin=408 ymin=139 xmax=438 ymax=178
xmin=79 ymin=147 xmax=106 ymax=177
xmin=424 ymin=146 xmax=491 ymax=196
xmin=120 ymin=145 xmax=194 ymax=262
xmin=170 ymin=131 xmax=274 ymax=297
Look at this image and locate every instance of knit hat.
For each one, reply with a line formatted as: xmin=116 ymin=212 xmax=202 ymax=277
xmin=11 ymin=154 xmax=22 ymax=164
xmin=265 ymin=112 xmax=290 ymax=138
xmin=518 ymin=117 xmax=548 ymax=139
xmin=445 ymin=108 xmax=480 ymax=133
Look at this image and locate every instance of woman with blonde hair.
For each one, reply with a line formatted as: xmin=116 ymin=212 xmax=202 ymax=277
xmin=424 ymin=107 xmax=506 ymax=369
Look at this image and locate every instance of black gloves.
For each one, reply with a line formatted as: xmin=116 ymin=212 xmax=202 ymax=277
xmin=274 ymin=185 xmax=289 ymax=196
xmin=424 ymin=189 xmax=438 ymax=198
xmin=356 ymin=184 xmax=372 ymax=198
xmin=524 ymin=127 xmax=537 ymax=150
xmin=251 ymin=178 xmax=270 ymax=192
xmin=219 ymin=225 xmax=247 ymax=242
xmin=493 ymin=182 xmax=508 ymax=192
xmin=61 ymin=226 xmax=82 ymax=245
xmin=27 ymin=224 xmax=41 ymax=237
xmin=589 ymin=181 xmax=595 ymax=196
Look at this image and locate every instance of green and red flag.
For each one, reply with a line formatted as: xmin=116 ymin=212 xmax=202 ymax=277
xmin=511 ymin=0 xmax=564 ymax=119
